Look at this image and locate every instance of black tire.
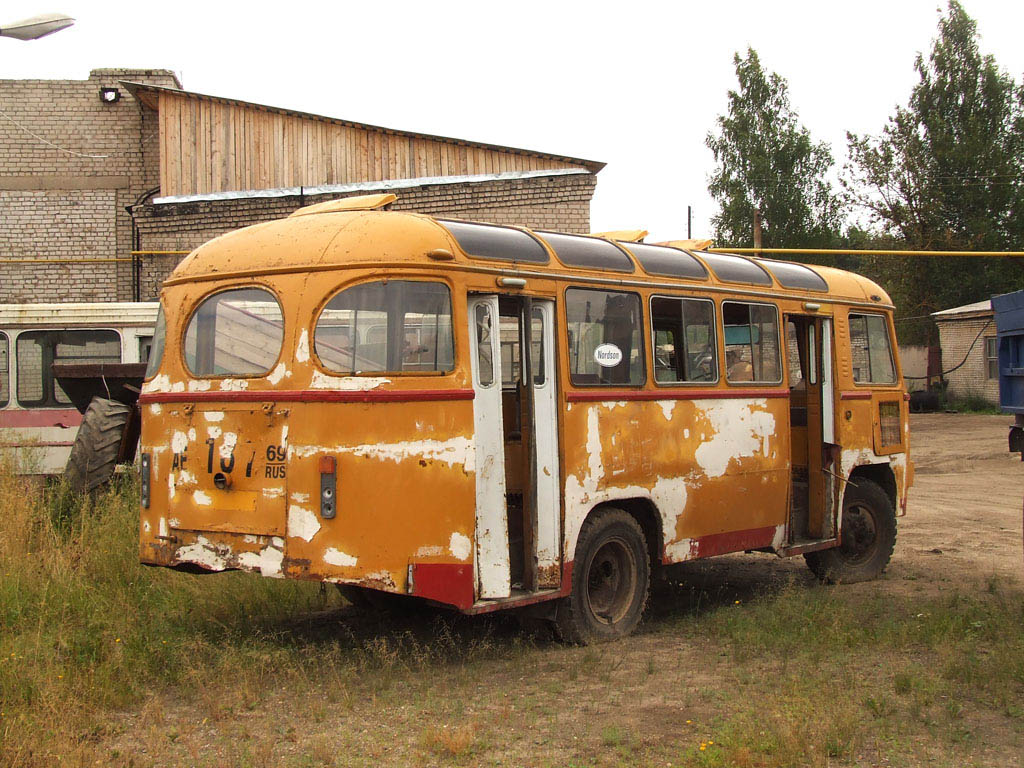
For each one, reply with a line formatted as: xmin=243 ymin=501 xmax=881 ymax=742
xmin=805 ymin=478 xmax=896 ymax=583
xmin=554 ymin=508 xmax=650 ymax=644
xmin=63 ymin=397 xmax=132 ymax=493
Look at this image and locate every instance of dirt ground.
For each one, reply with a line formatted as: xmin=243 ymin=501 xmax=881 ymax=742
xmin=99 ymin=413 xmax=1023 ymax=767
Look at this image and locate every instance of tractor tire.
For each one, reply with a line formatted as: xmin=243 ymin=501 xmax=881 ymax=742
xmin=64 ymin=397 xmax=133 ymax=493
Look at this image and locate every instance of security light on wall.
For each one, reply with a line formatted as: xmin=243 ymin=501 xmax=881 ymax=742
xmin=99 ymin=87 xmax=120 ymax=104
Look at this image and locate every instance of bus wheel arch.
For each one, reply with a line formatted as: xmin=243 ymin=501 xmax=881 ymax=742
xmin=805 ymin=473 xmax=896 ymax=584
xmin=555 ymin=504 xmax=653 ymax=644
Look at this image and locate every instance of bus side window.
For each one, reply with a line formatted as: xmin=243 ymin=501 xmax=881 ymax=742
xmin=566 ymin=288 xmax=644 ymax=386
xmin=0 ymin=332 xmax=8 ymax=408
xmin=16 ymin=330 xmax=121 ymax=407
xmin=849 ymin=313 xmax=896 ymax=384
xmin=651 ymin=296 xmax=717 ymax=384
xmin=723 ymin=302 xmax=782 ymax=384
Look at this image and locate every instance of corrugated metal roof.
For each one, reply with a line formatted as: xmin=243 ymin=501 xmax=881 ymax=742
xmin=153 ymin=168 xmax=591 ymax=206
xmin=931 ymin=299 xmax=992 ymax=319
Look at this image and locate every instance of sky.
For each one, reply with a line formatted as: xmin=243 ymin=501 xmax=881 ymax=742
xmin=4 ymin=0 xmax=1024 ymax=244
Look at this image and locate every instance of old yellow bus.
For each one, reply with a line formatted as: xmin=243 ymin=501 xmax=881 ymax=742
xmin=138 ymin=193 xmax=912 ymax=643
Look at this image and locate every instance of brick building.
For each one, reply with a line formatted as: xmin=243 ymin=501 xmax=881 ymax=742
xmin=932 ymin=299 xmax=999 ymax=404
xmin=1 ymin=70 xmax=602 ymax=303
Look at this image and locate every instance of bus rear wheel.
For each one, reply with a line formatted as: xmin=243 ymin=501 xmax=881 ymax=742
xmin=805 ymin=478 xmax=896 ymax=583
xmin=555 ymin=508 xmax=649 ymax=644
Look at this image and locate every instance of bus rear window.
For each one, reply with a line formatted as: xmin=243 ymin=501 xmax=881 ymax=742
xmin=314 ymin=281 xmax=454 ymax=374
xmin=0 ymin=333 xmax=8 ymax=408
xmin=849 ymin=313 xmax=896 ymax=384
xmin=566 ymin=288 xmax=644 ymax=386
xmin=184 ymin=289 xmax=284 ymax=377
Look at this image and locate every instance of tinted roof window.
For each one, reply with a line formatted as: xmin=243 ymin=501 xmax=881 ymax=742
xmin=440 ymin=220 xmax=548 ymax=264
xmin=539 ymin=232 xmax=634 ymax=273
xmin=625 ymin=242 xmax=708 ymax=280
xmin=757 ymin=260 xmax=828 ymax=291
xmin=696 ymin=251 xmax=773 ymax=286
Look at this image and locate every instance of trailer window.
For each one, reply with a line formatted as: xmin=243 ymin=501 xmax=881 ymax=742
xmin=184 ymin=289 xmax=284 ymax=377
xmin=849 ymin=313 xmax=896 ymax=384
xmin=144 ymin=305 xmax=166 ymax=379
xmin=16 ymin=330 xmax=121 ymax=407
xmin=566 ymin=288 xmax=644 ymax=386
xmin=0 ymin=333 xmax=8 ymax=408
xmin=651 ymin=297 xmax=717 ymax=384
xmin=315 ymin=281 xmax=454 ymax=374
xmin=723 ymin=302 xmax=782 ymax=384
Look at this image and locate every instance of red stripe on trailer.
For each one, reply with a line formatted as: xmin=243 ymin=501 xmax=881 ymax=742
xmin=0 ymin=408 xmax=83 ymax=428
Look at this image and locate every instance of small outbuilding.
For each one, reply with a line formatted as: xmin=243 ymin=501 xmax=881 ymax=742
xmin=931 ymin=299 xmax=998 ymax=405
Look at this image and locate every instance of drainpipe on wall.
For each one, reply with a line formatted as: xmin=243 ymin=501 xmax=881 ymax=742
xmin=126 ymin=187 xmax=160 ymax=301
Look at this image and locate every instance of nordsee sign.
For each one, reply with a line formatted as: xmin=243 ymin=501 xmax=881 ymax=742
xmin=593 ymin=343 xmax=623 ymax=368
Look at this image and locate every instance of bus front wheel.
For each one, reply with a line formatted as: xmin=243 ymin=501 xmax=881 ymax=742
xmin=805 ymin=478 xmax=896 ymax=583
xmin=555 ymin=508 xmax=650 ymax=644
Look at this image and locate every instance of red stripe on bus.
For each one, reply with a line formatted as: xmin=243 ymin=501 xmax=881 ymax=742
xmin=0 ymin=441 xmax=75 ymax=448
xmin=0 ymin=408 xmax=83 ymax=428
xmin=839 ymin=391 xmax=872 ymax=400
xmin=566 ymin=388 xmax=789 ymax=403
xmin=138 ymin=389 xmax=475 ymax=405
xmin=662 ymin=525 xmax=779 ymax=563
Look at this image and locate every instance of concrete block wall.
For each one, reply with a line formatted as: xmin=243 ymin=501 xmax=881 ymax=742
xmin=936 ymin=316 xmax=999 ymax=404
xmin=134 ymin=172 xmax=596 ymax=299
xmin=0 ymin=68 xmax=179 ymax=302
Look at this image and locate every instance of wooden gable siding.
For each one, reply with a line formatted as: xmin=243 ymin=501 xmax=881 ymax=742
xmin=158 ymin=93 xmax=583 ymax=196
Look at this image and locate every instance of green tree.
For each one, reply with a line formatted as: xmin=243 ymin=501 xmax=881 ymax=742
xmin=846 ymin=1 xmax=1024 ymax=339
xmin=707 ymin=48 xmax=843 ymax=251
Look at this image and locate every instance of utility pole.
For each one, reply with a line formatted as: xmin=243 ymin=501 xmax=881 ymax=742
xmin=753 ymin=209 xmax=763 ymax=256
xmin=687 ymin=206 xmax=692 ymax=239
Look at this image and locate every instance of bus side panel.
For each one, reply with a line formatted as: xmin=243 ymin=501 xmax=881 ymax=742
xmin=281 ymin=399 xmax=477 ymax=597
xmin=562 ymin=396 xmax=790 ymax=564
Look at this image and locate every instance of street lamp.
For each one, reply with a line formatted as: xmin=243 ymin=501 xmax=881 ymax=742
xmin=0 ymin=13 xmax=75 ymax=41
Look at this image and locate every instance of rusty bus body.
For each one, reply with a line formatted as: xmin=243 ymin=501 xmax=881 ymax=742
xmin=138 ymin=194 xmax=911 ymax=642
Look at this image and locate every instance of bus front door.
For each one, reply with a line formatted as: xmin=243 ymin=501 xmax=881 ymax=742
xmin=469 ymin=295 xmax=560 ymax=600
xmin=786 ymin=315 xmax=838 ymax=544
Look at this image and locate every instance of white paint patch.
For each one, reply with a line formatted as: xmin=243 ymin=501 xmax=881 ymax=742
xmin=188 ymin=428 xmax=197 ymax=442
xmin=167 ymin=472 xmax=176 ymax=499
xmin=449 ymin=532 xmax=472 ymax=561
xmin=143 ymin=520 xmax=151 ymax=533
xmin=267 ymin=362 xmax=290 ymax=385
xmin=414 ymin=545 xmax=444 ymax=557
xmin=148 ymin=403 xmax=162 ymax=415
xmin=263 ymin=487 xmax=285 ymax=499
xmin=171 ymin=431 xmax=189 ymax=453
xmin=159 ymin=517 xmax=169 ymax=538
xmin=658 ymin=400 xmax=675 ymax=421
xmin=243 ymin=534 xmax=258 ymax=544
xmin=291 ymin=436 xmax=474 ymax=471
xmin=168 ymin=518 xmax=181 ymax=528
xmin=287 ymin=505 xmax=321 ymax=542
xmin=142 ymin=374 xmax=172 ymax=394
xmin=840 ymin=447 xmax=879 ymax=478
xmin=323 ymin=548 xmax=358 ymax=567
xmin=309 ymin=371 xmax=390 ymax=391
xmin=601 ymin=400 xmax=628 ymax=411
xmin=170 ymin=381 xmax=185 ymax=393
xmin=236 ymin=545 xmax=285 ymax=578
xmin=693 ymin=399 xmax=776 ymax=478
xmin=207 ymin=426 xmax=222 ymax=440
xmin=281 ymin=425 xmax=289 ymax=446
xmin=664 ymin=538 xmax=697 ymax=561
xmin=219 ymin=432 xmax=237 ymax=460
xmin=771 ymin=523 xmax=788 ymax=551
xmin=295 ymin=329 xmax=310 ymax=363
xmin=684 ymin=429 xmax=690 ymax=439
xmin=175 ymin=536 xmax=228 ymax=571
xmin=177 ymin=470 xmax=196 ymax=485
xmin=193 ymin=490 xmax=212 ymax=506
xmin=219 ymin=378 xmax=250 ymax=392
xmin=187 ymin=379 xmax=212 ymax=392
xmin=203 ymin=411 xmax=224 ymax=423
xmin=290 ymin=492 xmax=310 ymax=503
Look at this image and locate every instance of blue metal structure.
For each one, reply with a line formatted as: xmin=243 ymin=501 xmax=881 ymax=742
xmin=992 ymin=289 xmax=1024 ymax=453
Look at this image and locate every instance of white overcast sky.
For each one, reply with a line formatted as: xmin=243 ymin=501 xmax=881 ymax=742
xmin=4 ymin=1 xmax=1024 ymax=244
